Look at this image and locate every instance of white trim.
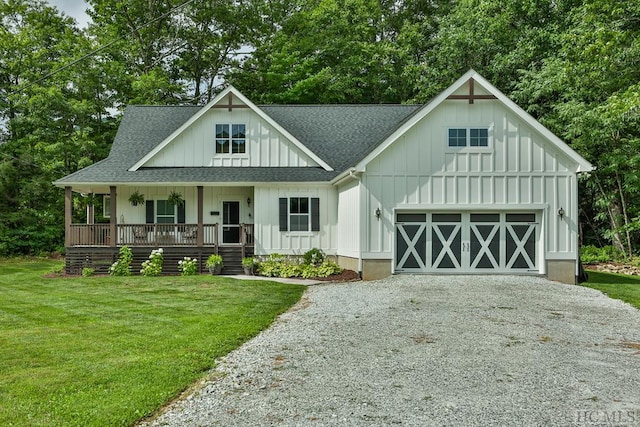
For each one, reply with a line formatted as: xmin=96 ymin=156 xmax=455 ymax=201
xmin=394 ymin=203 xmax=548 ymax=211
xmin=129 ymin=86 xmax=333 ymax=172
xmin=354 ymin=70 xmax=593 ymax=173
xmin=545 ymin=253 xmax=579 ymax=260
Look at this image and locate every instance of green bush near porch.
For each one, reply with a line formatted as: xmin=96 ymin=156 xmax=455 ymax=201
xmin=0 ymin=258 xmax=305 ymax=426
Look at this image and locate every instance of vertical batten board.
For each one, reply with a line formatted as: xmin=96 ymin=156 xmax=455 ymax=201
xmin=470 ymin=176 xmax=481 ymax=204
xmin=506 ymin=176 xmax=518 ymax=204
xmin=481 ymin=176 xmax=493 ymax=204
xmin=144 ymin=108 xmax=319 ymax=168
xmin=347 ymin=91 xmax=583 ymax=262
xmin=253 ymin=184 xmax=337 ymax=255
xmin=337 ymin=180 xmax=360 ymax=255
xmin=419 ymin=176 xmax=431 ymax=204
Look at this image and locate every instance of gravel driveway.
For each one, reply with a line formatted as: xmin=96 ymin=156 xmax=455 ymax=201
xmin=145 ymin=275 xmax=640 ymax=427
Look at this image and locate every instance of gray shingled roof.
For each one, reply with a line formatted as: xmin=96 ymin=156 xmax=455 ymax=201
xmin=55 ymin=102 xmax=421 ymax=186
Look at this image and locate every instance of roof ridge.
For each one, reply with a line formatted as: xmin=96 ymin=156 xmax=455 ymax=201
xmin=259 ymin=104 xmax=420 ymax=108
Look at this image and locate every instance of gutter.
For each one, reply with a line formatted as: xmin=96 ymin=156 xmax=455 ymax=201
xmin=330 ymin=168 xmax=362 ymax=186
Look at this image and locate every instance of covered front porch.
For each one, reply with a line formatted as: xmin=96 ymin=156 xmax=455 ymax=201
xmin=63 ymin=185 xmax=255 ymax=274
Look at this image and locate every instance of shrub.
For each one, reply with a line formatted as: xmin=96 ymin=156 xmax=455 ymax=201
xmin=81 ymin=267 xmax=95 ymax=277
xmin=303 ymin=248 xmax=325 ymax=266
xmin=580 ymin=245 xmax=625 ymax=264
xmin=178 ymin=257 xmax=198 ymax=276
xmin=279 ymin=263 xmax=301 ymax=278
xmin=109 ymin=246 xmax=133 ymax=276
xmin=205 ymin=254 xmax=223 ymax=268
xmin=141 ymin=248 xmax=164 ymax=276
xmin=242 ymin=257 xmax=255 ymax=268
xmin=317 ymin=259 xmax=342 ymax=277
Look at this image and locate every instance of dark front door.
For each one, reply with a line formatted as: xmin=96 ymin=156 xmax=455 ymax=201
xmin=222 ymin=201 xmax=240 ymax=244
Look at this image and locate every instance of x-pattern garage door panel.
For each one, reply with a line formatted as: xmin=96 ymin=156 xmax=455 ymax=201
xmin=396 ymin=214 xmax=427 ymax=271
xmin=395 ymin=212 xmax=539 ymax=273
xmin=431 ymin=214 xmax=462 ymax=269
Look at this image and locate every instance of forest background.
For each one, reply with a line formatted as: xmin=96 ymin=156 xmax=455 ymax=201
xmin=1 ymin=0 xmax=639 ymax=257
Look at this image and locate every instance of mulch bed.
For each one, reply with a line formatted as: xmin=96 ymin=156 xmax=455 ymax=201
xmin=308 ymin=269 xmax=360 ymax=282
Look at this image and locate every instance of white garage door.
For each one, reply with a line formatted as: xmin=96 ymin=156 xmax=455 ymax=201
xmin=395 ymin=212 xmax=539 ymax=273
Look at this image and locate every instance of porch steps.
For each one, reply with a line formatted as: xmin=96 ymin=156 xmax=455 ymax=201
xmin=218 ymin=246 xmax=254 ymax=275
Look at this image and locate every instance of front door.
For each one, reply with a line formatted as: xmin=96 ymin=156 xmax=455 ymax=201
xmin=222 ymin=201 xmax=240 ymax=244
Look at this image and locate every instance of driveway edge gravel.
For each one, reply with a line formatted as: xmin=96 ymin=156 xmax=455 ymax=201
xmin=144 ymin=275 xmax=640 ymax=427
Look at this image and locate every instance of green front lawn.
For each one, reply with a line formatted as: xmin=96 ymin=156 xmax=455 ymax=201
xmin=582 ymin=270 xmax=640 ymax=310
xmin=0 ymin=258 xmax=305 ymax=426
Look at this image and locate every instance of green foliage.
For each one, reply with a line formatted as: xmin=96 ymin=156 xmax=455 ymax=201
xmin=205 ymin=254 xmax=223 ymax=268
xmin=256 ymin=253 xmax=342 ymax=278
xmin=0 ymin=258 xmax=304 ymax=426
xmin=242 ymin=257 xmax=255 ymax=268
xmin=108 ymin=246 xmax=133 ymax=276
xmin=580 ymin=245 xmax=626 ymax=264
xmin=81 ymin=267 xmax=95 ymax=277
xmin=303 ymin=248 xmax=325 ymax=266
xmin=177 ymin=256 xmax=198 ymax=276
xmin=140 ymin=248 xmax=164 ymax=276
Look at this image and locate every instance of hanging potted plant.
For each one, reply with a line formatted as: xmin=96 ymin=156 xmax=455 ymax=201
xmin=167 ymin=191 xmax=184 ymax=206
xmin=128 ymin=190 xmax=145 ymax=206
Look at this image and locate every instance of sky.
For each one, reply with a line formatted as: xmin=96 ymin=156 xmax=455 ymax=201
xmin=46 ymin=0 xmax=92 ymax=28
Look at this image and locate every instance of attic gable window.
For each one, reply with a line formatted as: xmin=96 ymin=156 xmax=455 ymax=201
xmin=215 ymin=124 xmax=246 ymax=154
xmin=448 ymin=127 xmax=489 ymax=148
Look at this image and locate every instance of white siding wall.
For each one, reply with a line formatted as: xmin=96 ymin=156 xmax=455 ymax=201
xmin=362 ymin=99 xmax=580 ymax=262
xmin=253 ymin=184 xmax=338 ymax=255
xmin=336 ymin=180 xmax=360 ymax=258
xmin=144 ymin=108 xmax=319 ymax=168
xmin=115 ymin=186 xmax=253 ymax=226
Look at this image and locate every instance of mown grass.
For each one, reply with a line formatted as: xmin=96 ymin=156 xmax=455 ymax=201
xmin=582 ymin=270 xmax=640 ymax=310
xmin=0 ymin=258 xmax=305 ymax=426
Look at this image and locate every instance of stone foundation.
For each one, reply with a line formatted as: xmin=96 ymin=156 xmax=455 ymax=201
xmin=546 ymin=260 xmax=577 ymax=284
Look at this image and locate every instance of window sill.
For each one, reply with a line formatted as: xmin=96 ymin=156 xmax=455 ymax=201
xmin=284 ymin=231 xmax=318 ymax=237
xmin=445 ymin=147 xmax=493 ymax=154
xmin=213 ymin=154 xmax=250 ymax=159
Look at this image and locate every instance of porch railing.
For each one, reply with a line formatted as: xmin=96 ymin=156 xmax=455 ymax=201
xmin=67 ymin=223 xmax=253 ymax=247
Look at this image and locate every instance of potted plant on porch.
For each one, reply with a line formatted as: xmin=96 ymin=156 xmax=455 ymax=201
xmin=167 ymin=191 xmax=184 ymax=206
xmin=205 ymin=254 xmax=223 ymax=275
xmin=128 ymin=190 xmax=145 ymax=206
xmin=242 ymin=257 xmax=255 ymax=275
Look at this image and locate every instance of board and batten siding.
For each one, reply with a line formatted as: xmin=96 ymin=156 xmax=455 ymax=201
xmin=361 ymin=99 xmax=580 ymax=262
xmin=253 ymin=184 xmax=338 ymax=255
xmin=336 ymin=180 xmax=361 ymax=258
xmin=115 ymin=186 xmax=253 ymax=226
xmin=143 ymin=108 xmax=319 ymax=168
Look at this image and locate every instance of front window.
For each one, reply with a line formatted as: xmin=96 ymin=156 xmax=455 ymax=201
xmin=156 ymin=200 xmax=175 ymax=223
xmin=103 ymin=195 xmax=110 ymax=218
xmin=448 ymin=127 xmax=489 ymax=148
xmin=216 ymin=123 xmax=246 ymax=154
xmin=289 ymin=197 xmax=310 ymax=231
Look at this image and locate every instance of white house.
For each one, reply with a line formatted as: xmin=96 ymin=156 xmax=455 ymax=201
xmin=55 ymin=70 xmax=593 ymax=283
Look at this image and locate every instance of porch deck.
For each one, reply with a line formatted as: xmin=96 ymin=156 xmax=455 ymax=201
xmin=65 ymin=223 xmax=254 ymax=275
xmin=68 ymin=223 xmax=253 ymax=247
